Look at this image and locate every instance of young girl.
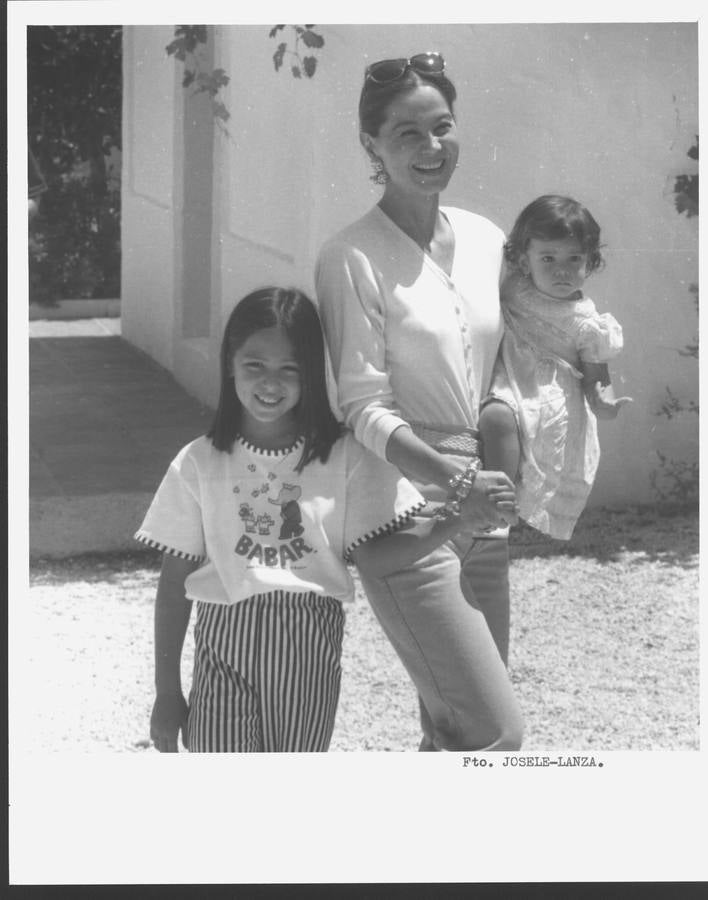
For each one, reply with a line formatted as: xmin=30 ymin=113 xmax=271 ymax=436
xmin=479 ymin=195 xmax=632 ymax=540
xmin=137 ymin=287 xmax=515 ymax=752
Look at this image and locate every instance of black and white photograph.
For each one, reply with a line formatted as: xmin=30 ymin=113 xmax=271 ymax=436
xmin=9 ymin=0 xmax=705 ymax=887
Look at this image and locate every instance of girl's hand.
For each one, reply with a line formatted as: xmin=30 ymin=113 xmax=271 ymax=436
xmin=460 ymin=470 xmax=518 ymax=529
xmin=150 ymin=692 xmax=189 ymax=752
xmin=588 ymin=381 xmax=633 ymax=420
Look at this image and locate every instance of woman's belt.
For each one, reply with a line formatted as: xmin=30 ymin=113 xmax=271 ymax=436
xmin=409 ymin=422 xmax=480 ymax=457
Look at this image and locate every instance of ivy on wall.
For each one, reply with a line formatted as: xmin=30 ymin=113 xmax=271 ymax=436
xmin=166 ymin=26 xmax=231 ymax=124
xmin=167 ymin=24 xmax=326 ymax=131
xmin=269 ymin=25 xmax=325 ymax=79
xmin=651 ymin=136 xmax=699 ymax=505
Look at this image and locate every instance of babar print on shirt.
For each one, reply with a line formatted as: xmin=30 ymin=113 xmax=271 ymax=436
xmin=233 ymin=475 xmax=314 ymax=569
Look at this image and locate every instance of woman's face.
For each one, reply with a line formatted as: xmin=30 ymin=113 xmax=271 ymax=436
xmin=362 ymin=83 xmax=459 ymax=200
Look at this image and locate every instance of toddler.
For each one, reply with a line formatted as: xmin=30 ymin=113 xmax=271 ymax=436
xmin=479 ymin=195 xmax=631 ymax=540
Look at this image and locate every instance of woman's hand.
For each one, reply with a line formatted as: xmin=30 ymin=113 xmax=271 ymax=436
xmin=460 ymin=470 xmax=518 ymax=529
xmin=150 ymin=691 xmax=189 ymax=752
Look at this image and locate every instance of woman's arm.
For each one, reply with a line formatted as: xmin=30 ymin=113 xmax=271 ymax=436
xmin=581 ymin=362 xmax=632 ymax=420
xmin=351 ymin=475 xmax=517 ymax=578
xmin=384 ymin=424 xmax=461 ymax=486
xmin=316 ymin=243 xmax=419 ymax=460
xmin=150 ymin=553 xmax=199 ymax=752
xmin=386 ymin=424 xmax=516 ymax=526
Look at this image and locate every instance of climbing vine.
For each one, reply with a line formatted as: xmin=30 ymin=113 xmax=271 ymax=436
xmin=269 ymin=25 xmax=325 ymax=79
xmin=166 ymin=24 xmax=325 ymax=132
xmin=651 ymin=136 xmax=699 ymax=505
xmin=166 ymin=26 xmax=231 ymax=132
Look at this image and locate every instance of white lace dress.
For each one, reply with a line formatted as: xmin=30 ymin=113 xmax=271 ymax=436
xmin=487 ymin=272 xmax=624 ymax=539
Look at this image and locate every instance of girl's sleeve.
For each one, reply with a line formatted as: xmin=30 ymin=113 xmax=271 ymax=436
xmin=134 ymin=448 xmax=206 ymax=562
xmin=342 ymin=436 xmax=426 ymax=562
xmin=577 ymin=312 xmax=624 ymax=364
xmin=315 ymin=240 xmax=411 ymax=460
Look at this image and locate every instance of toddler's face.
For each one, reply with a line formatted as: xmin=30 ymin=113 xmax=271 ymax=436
xmin=519 ymin=238 xmax=589 ymax=300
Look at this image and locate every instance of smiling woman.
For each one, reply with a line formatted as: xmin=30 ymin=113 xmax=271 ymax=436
xmin=315 ymin=54 xmax=524 ymax=752
xmin=360 ymin=83 xmax=459 ymax=205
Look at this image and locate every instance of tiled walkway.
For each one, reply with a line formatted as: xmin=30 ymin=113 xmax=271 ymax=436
xmin=30 ymin=320 xmax=213 ymax=556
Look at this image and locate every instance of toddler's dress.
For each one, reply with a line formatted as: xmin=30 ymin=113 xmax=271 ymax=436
xmin=487 ymin=272 xmax=623 ymax=539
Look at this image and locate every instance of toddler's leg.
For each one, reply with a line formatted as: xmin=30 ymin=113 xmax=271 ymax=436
xmin=479 ymin=399 xmax=520 ymax=482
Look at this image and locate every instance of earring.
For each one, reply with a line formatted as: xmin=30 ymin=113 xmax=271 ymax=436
xmin=369 ymin=157 xmax=389 ymax=185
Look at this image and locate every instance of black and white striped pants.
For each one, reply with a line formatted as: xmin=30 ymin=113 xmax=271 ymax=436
xmin=187 ymin=592 xmax=345 ymax=752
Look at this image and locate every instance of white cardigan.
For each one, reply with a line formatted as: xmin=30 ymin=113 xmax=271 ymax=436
xmin=315 ymin=204 xmax=506 ymax=460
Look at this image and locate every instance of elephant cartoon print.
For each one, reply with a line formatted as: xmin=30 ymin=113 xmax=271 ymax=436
xmin=269 ymin=483 xmax=305 ymax=539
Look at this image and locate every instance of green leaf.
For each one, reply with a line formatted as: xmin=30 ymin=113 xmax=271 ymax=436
xmin=211 ymin=68 xmax=230 ymax=87
xmin=269 ymin=24 xmax=285 ymax=38
xmin=303 ymin=56 xmax=317 ymax=78
xmin=181 ymin=26 xmax=208 ymax=52
xmin=212 ymin=100 xmax=230 ymax=121
xmin=182 ymin=69 xmax=196 ymax=88
xmin=165 ymin=37 xmax=186 ymax=59
xmin=301 ymin=29 xmax=324 ymax=49
xmin=291 ymin=65 xmax=302 ymax=78
xmin=273 ymin=43 xmax=286 ymax=71
xmin=195 ymin=72 xmax=217 ymax=94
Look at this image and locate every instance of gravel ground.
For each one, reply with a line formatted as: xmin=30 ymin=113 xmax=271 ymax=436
xmin=20 ymin=505 xmax=699 ymax=753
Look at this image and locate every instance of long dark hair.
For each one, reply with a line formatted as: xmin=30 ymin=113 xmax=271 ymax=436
xmin=504 ymin=195 xmax=605 ymax=274
xmin=358 ymin=67 xmax=457 ymax=137
xmin=208 ymin=287 xmax=342 ymax=471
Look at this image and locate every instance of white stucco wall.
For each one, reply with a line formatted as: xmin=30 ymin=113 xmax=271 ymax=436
xmin=122 ymin=23 xmax=698 ymax=507
xmin=121 ymin=25 xmax=180 ymax=371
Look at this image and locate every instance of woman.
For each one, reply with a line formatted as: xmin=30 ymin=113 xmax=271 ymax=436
xmin=315 ymin=52 xmax=524 ymax=751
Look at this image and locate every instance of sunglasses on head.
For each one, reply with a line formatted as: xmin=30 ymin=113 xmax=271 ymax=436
xmin=365 ymin=52 xmax=445 ymax=85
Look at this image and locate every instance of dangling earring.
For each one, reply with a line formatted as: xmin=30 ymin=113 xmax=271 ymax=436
xmin=369 ymin=157 xmax=389 ymax=185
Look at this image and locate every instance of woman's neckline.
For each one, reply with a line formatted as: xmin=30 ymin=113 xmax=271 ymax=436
xmin=374 ymin=203 xmax=455 ymax=279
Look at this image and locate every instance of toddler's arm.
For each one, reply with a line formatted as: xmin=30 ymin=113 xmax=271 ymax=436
xmin=350 ymin=470 xmax=516 ymax=578
xmin=151 ymin=553 xmax=199 ymax=752
xmin=581 ymin=362 xmax=633 ymax=420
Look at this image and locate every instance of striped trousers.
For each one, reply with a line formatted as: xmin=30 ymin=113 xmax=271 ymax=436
xmin=187 ymin=592 xmax=345 ymax=752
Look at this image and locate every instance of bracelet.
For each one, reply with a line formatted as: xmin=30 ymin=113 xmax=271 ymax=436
xmin=434 ymin=457 xmax=481 ymax=520
xmin=447 ymin=457 xmax=481 ymax=502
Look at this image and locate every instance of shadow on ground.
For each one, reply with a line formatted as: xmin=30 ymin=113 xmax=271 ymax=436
xmin=29 ymin=549 xmax=162 ymax=586
xmin=29 ymin=504 xmax=699 ymax=585
xmin=509 ymin=503 xmax=698 ymax=568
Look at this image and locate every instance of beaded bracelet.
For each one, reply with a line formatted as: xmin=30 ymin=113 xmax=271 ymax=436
xmin=433 ymin=457 xmax=481 ymax=520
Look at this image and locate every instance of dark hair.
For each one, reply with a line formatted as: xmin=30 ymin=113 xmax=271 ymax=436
xmin=504 ymin=195 xmax=605 ymax=274
xmin=208 ymin=287 xmax=342 ymax=471
xmin=358 ymin=67 xmax=457 ymax=137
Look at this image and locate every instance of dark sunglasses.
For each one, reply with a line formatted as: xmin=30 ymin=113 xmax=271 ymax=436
xmin=365 ymin=52 xmax=445 ymax=85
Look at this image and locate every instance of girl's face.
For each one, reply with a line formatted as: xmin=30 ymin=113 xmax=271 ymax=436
xmin=519 ymin=238 xmax=589 ymax=300
xmin=231 ymin=326 xmax=301 ymax=443
xmin=362 ymin=83 xmax=459 ymax=201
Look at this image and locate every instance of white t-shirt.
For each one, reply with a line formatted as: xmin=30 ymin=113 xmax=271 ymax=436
xmin=315 ymin=205 xmax=506 ymax=460
xmin=135 ymin=431 xmax=425 ymax=605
